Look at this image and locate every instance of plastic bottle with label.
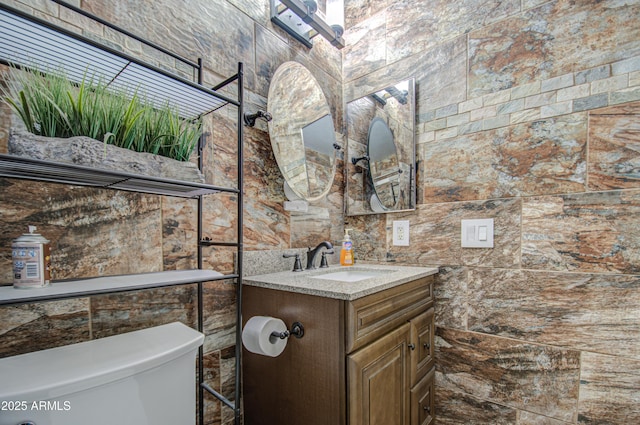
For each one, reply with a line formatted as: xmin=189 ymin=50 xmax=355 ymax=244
xmin=340 ymin=228 xmax=354 ymax=267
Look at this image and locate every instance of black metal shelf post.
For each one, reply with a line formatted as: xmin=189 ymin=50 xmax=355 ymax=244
xmin=0 ymin=2 xmax=244 ymax=425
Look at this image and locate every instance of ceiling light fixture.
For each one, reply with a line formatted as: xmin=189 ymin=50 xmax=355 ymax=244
xmin=270 ymin=0 xmax=345 ymax=49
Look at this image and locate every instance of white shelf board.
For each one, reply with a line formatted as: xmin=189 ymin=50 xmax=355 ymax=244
xmin=0 ymin=269 xmax=225 ymax=305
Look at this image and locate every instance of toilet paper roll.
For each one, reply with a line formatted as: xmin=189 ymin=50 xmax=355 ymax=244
xmin=242 ymin=316 xmax=288 ymax=357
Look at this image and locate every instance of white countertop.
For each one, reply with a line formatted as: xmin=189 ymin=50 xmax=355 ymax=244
xmin=243 ymin=264 xmax=438 ymax=300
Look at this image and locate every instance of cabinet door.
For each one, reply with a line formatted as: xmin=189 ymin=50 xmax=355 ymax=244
xmin=348 ymin=323 xmax=411 ymax=425
xmin=410 ymin=368 xmax=435 ymax=425
xmin=409 ymin=307 xmax=435 ymax=386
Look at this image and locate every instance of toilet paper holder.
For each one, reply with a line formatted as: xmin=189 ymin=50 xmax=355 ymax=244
xmin=270 ymin=321 xmax=305 ymax=340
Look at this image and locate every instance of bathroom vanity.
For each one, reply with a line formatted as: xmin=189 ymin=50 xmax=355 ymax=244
xmin=242 ymin=264 xmax=438 ymax=425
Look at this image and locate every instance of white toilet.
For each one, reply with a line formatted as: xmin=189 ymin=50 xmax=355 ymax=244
xmin=0 ymin=322 xmax=204 ymax=425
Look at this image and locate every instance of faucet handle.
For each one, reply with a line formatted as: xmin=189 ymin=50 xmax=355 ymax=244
xmin=283 ymin=253 xmax=304 ymax=272
xmin=320 ymin=250 xmax=335 ymax=268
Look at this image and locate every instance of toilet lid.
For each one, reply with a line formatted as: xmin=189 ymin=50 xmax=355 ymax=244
xmin=0 ymin=322 xmax=204 ymax=401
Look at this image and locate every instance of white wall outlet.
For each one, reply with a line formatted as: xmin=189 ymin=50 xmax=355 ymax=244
xmin=461 ymin=218 xmax=494 ymax=248
xmin=392 ymin=220 xmax=410 ymax=246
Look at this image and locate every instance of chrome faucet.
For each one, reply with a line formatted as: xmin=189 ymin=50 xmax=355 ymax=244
xmin=306 ymin=241 xmax=334 ymax=270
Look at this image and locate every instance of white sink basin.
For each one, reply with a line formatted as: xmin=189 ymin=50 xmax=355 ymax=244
xmin=311 ymin=269 xmax=393 ymax=283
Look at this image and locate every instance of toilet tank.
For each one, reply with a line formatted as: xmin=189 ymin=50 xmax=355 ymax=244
xmin=0 ymin=322 xmax=204 ymax=425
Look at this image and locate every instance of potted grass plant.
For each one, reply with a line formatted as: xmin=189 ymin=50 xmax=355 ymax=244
xmin=1 ymin=66 xmax=205 ymax=182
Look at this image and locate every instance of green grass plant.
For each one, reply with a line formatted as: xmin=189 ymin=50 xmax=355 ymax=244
xmin=1 ymin=66 xmax=201 ymax=162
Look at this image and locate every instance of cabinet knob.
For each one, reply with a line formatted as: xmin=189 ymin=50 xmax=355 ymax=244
xmin=423 ymin=342 xmax=431 ymax=350
xmin=408 ymin=343 xmax=416 ymax=350
xmin=423 ymin=405 xmax=431 ymax=413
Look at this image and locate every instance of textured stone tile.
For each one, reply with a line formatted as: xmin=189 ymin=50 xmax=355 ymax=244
xmin=578 ymin=352 xmax=640 ymax=425
xmin=573 ymin=93 xmax=608 ymax=112
xmin=0 ymin=298 xmax=90 ymax=357
xmin=541 ymin=73 xmax=574 ymax=92
xmin=421 ymin=114 xmax=587 ymax=202
xmin=343 ymin=12 xmax=387 ymax=82
xmin=242 ymin=127 xmax=290 ymax=250
xmin=470 ymin=105 xmax=497 ymax=121
xmin=588 ymin=102 xmax=640 ymax=190
xmin=556 ymin=84 xmax=590 ymax=102
xmin=435 ymin=383 xmax=517 ymax=425
xmin=90 ymin=285 xmax=197 ymax=339
xmin=436 ymin=126 xmax=458 ymax=140
xmin=201 ymin=350 xmax=221 ymax=425
xmin=522 ymin=190 xmax=640 ymax=273
xmin=540 ymin=101 xmax=572 ymax=118
xmin=346 ymin=37 xmax=467 ymax=115
xmin=6 ymin=0 xmax=59 ymax=16
xmin=469 ymin=0 xmax=640 ymax=97
xmin=418 ymin=130 xmax=435 ymax=144
xmin=418 ymin=109 xmax=436 ymax=124
xmin=436 ymin=328 xmax=580 ymax=422
xmin=386 ymin=0 xmax=520 ymax=63
xmin=511 ymin=81 xmax=541 ymax=100
xmin=162 ymin=197 xmax=198 ymax=270
xmin=255 ymin=24 xmax=292 ymax=97
xmin=610 ymin=86 xmax=640 ymax=105
xmin=291 ymin=206 xmax=333 ymax=248
xmin=612 ymin=55 xmax=640 ymax=75
xmin=482 ymin=115 xmax=510 ymax=130
xmin=435 ymin=103 xmax=459 ymax=119
xmin=424 ymin=118 xmax=447 ymax=131
xmin=0 ymin=180 xmax=163 ymax=283
xmin=344 ymin=0 xmax=393 ymax=28
xmin=524 ymin=91 xmax=556 ymax=109
xmin=575 ymin=65 xmax=611 ymax=84
xmin=483 ymin=89 xmax=511 ymax=106
xmin=0 ymin=78 xmax=11 ymax=153
xmin=459 ymin=96 xmax=483 ymax=114
xmin=519 ymin=411 xmax=569 ymax=425
xmin=386 ymin=199 xmax=521 ymax=269
xmin=510 ymin=108 xmax=540 ymax=124
xmin=591 ymin=74 xmax=628 ymax=95
xmin=202 ymin=279 xmax=237 ymax=352
xmin=208 ymin=112 xmax=238 ymax=188
xmin=434 ymin=266 xmax=467 ymax=330
xmin=497 ymin=98 xmax=525 ymax=115
xmin=447 ymin=112 xmax=470 ymax=127
xmin=523 ymin=0 xmax=549 ymax=9
xmin=459 ymin=120 xmax=483 ymax=135
xmin=219 ymin=345 xmax=238 ymax=425
xmin=468 ymin=269 xmax=640 ymax=359
xmin=84 ymin=0 xmax=256 ymax=89
xmin=344 ymin=214 xmax=387 ymax=262
xmin=295 ymin=32 xmax=343 ymax=84
xmin=227 ymin=0 xmax=266 ymax=25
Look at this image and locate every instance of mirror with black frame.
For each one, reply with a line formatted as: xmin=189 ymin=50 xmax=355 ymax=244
xmin=346 ymin=78 xmax=416 ymax=215
xmin=267 ymin=61 xmax=337 ymax=202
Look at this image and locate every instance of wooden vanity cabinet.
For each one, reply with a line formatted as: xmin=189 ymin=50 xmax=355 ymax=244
xmin=242 ymin=275 xmax=435 ymax=425
xmin=346 ymin=277 xmax=435 ymax=425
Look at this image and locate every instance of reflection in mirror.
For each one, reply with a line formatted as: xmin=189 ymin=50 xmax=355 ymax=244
xmin=268 ymin=62 xmax=337 ymax=202
xmin=346 ymin=78 xmax=416 ymax=215
xmin=368 ymin=117 xmax=400 ymax=209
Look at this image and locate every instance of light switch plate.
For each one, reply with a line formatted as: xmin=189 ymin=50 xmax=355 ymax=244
xmin=461 ymin=219 xmax=494 ymax=248
xmin=392 ymin=220 xmax=410 ymax=246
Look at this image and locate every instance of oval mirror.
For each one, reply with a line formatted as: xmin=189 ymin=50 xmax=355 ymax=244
xmin=368 ymin=118 xmax=400 ymax=210
xmin=267 ymin=62 xmax=337 ymax=201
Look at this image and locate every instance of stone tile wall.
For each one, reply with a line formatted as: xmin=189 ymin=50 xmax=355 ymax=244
xmin=0 ymin=1 xmax=343 ymax=424
xmin=344 ymin=0 xmax=640 ymax=424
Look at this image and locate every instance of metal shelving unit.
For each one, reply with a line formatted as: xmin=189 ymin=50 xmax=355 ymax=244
xmin=0 ymin=2 xmax=244 ymax=424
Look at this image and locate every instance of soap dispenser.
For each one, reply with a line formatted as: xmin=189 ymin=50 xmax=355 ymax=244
xmin=340 ymin=229 xmax=354 ymax=266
